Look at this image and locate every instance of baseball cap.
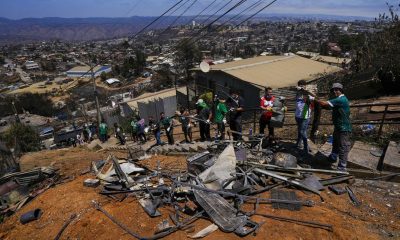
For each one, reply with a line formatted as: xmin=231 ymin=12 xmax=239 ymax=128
xmin=331 ymin=83 xmax=343 ymax=89
xmin=196 ymin=99 xmax=204 ymax=105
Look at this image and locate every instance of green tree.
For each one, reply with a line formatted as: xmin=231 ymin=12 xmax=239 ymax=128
xmin=352 ymin=2 xmax=400 ymax=93
xmin=174 ymin=38 xmax=201 ymax=77
xmin=100 ymin=72 xmax=107 ymax=81
xmin=2 ymin=123 xmax=41 ymax=153
xmin=0 ymin=93 xmax=57 ymax=118
xmin=134 ymin=50 xmax=146 ymax=76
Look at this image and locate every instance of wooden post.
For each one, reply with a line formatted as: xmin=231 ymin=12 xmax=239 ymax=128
xmin=253 ymin=111 xmax=257 ymax=133
xmin=377 ymin=105 xmax=388 ymax=138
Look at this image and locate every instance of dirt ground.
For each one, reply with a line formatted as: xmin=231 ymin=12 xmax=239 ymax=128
xmin=1 ymin=148 xmax=399 ymax=240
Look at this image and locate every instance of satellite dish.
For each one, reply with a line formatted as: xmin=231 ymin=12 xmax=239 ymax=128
xmin=200 ymin=61 xmax=210 ymax=73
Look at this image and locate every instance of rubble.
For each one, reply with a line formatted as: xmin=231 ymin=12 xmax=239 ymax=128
xmin=77 ymin=138 xmax=371 ymax=239
xmin=1 ymin=137 xmax=399 ymax=239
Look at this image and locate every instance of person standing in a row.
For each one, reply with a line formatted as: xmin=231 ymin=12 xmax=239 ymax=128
xmin=259 ymin=87 xmax=275 ymax=137
xmin=295 ymin=80 xmax=315 ymax=156
xmin=178 ymin=107 xmax=192 ymax=143
xmin=214 ymin=96 xmax=228 ymax=140
xmin=196 ymin=99 xmax=211 ymax=141
xmin=226 ymin=89 xmax=244 ymax=141
xmin=318 ymin=83 xmax=352 ymax=171
xmin=160 ymin=112 xmax=174 ymax=145
xmin=99 ymin=120 xmax=108 ymax=143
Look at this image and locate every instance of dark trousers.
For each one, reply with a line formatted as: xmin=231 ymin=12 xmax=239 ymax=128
xmin=229 ymin=118 xmax=242 ymax=140
xmin=182 ymin=125 xmax=192 ymax=142
xmin=117 ymin=133 xmax=125 ymax=145
xmin=259 ymin=117 xmax=274 ymax=137
xmin=217 ymin=122 xmax=225 ymax=140
xmin=137 ymin=132 xmax=146 ymax=143
xmin=295 ymin=117 xmax=310 ymax=153
xmin=165 ymin=127 xmax=174 ymax=144
xmin=331 ymin=130 xmax=351 ymax=170
xmin=199 ymin=122 xmax=210 ymax=141
xmin=100 ymin=133 xmax=107 ymax=143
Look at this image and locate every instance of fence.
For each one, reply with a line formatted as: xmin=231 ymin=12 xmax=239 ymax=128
xmin=165 ymin=100 xmax=400 ymax=141
xmin=239 ymin=101 xmax=400 ymax=139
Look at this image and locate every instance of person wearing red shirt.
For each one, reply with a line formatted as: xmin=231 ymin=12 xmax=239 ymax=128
xmin=259 ymin=87 xmax=275 ymax=137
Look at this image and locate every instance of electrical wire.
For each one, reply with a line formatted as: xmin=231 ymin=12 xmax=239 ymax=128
xmin=183 ymin=0 xmax=219 ymax=26
xmin=64 ymin=0 xmax=186 ymax=85
xmin=159 ymin=0 xmax=199 ymax=35
xmin=235 ymin=0 xmax=278 ymax=27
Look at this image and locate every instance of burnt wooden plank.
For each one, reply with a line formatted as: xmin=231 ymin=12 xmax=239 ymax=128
xmin=382 ymin=141 xmax=400 ymax=172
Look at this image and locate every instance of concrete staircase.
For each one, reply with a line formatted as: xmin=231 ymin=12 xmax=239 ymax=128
xmin=147 ymin=141 xmax=212 ymax=155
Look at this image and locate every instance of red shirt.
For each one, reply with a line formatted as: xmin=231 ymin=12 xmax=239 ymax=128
xmin=260 ymin=95 xmax=275 ymax=119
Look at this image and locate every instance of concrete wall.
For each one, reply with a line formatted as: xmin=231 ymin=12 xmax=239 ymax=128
xmin=194 ymin=71 xmax=261 ymax=109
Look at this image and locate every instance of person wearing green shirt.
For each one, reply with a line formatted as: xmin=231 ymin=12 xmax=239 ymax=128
xmin=130 ymin=118 xmax=138 ymax=142
xmin=160 ymin=112 xmax=174 ymax=145
xmin=318 ymin=83 xmax=352 ymax=171
xmin=215 ymin=97 xmax=228 ymax=140
xmin=99 ymin=120 xmax=108 ymax=143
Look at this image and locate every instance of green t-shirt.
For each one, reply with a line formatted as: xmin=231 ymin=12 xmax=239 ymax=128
xmin=131 ymin=120 xmax=137 ymax=133
xmin=215 ymin=102 xmax=228 ymax=123
xmin=328 ymin=95 xmax=352 ymax=132
xmin=99 ymin=123 xmax=108 ymax=135
xmin=160 ymin=117 xmax=171 ymax=128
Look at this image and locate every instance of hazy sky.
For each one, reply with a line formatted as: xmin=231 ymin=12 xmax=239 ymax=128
xmin=0 ymin=0 xmax=397 ymax=19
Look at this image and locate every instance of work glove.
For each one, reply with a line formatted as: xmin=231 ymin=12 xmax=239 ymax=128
xmin=229 ymin=107 xmax=235 ymax=112
xmin=167 ymin=127 xmax=171 ymax=132
xmin=222 ymin=118 xmax=227 ymax=124
xmin=206 ymin=119 xmax=211 ymax=125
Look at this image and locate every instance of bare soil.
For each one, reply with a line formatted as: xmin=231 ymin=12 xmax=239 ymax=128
xmin=1 ymin=148 xmax=399 ymax=240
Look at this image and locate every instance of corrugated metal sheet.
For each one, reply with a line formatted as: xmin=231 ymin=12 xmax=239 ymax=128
xmin=195 ymin=55 xmax=342 ymax=89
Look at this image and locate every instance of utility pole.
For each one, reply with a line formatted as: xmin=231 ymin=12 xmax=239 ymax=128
xmin=11 ymin=100 xmax=20 ymax=123
xmin=91 ymin=65 xmax=101 ymax=129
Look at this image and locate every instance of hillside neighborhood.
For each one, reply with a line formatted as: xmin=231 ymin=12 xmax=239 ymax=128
xmin=0 ymin=1 xmax=400 ymax=240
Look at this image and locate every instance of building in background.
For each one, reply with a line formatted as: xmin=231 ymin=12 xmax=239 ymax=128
xmin=66 ymin=65 xmax=111 ymax=78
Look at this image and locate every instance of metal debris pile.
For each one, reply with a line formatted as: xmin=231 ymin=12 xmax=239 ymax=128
xmin=85 ymin=140 xmax=362 ymax=239
xmin=0 ymin=167 xmax=59 ymax=216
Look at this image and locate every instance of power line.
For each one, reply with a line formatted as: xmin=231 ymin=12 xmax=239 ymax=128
xmin=153 ymin=0 xmax=192 ymax=30
xmin=235 ymin=0 xmax=278 ymax=27
xmin=183 ymin=0 xmax=219 ymax=26
xmin=183 ymin=0 xmax=249 ymax=45
xmin=130 ymin=0 xmax=187 ymax=39
xmin=191 ymin=0 xmax=278 ymax=44
xmin=209 ymin=0 xmax=267 ymax=33
xmin=64 ymin=0 xmax=186 ymax=89
xmin=159 ymin=0 xmax=199 ymax=35
xmin=125 ymin=0 xmax=141 ymax=16
xmin=199 ymin=0 xmax=237 ymax=26
xmin=227 ymin=0 xmax=266 ymax=23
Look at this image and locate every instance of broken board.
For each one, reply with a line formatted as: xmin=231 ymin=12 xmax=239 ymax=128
xmin=193 ymin=189 xmax=247 ymax=232
xmin=382 ymin=141 xmax=400 ymax=172
xmin=348 ymin=141 xmax=381 ymax=170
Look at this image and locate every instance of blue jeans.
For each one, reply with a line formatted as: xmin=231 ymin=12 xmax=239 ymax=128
xmin=295 ymin=117 xmax=310 ymax=153
xmin=155 ymin=131 xmax=162 ymax=145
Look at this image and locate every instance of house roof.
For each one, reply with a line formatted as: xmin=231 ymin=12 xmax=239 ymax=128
xmin=311 ymin=55 xmax=352 ymax=65
xmin=105 ymin=78 xmax=120 ymax=85
xmin=125 ymin=87 xmax=186 ymax=109
xmin=195 ymin=55 xmax=342 ymax=89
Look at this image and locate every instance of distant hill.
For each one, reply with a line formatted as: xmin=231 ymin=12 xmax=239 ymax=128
xmin=0 ymin=17 xmax=172 ymax=43
xmin=0 ymin=14 xmax=373 ymax=43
